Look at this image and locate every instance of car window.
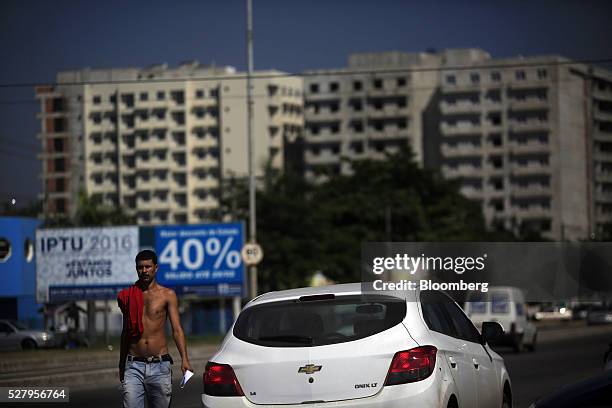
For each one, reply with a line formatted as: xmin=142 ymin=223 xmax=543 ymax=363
xmin=233 ymin=295 xmax=406 ymax=347
xmin=0 ymin=322 xmax=13 ymax=333
xmin=466 ymin=292 xmax=488 ymax=314
xmin=491 ymin=292 xmax=510 ymax=314
xmin=443 ymin=300 xmax=481 ymax=343
xmin=420 ymin=291 xmax=457 ymax=338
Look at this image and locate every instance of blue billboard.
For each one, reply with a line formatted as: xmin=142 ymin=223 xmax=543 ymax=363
xmin=154 ymin=223 xmax=245 ymax=297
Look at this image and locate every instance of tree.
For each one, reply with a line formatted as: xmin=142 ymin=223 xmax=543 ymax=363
xmin=223 ymin=147 xmax=526 ymax=290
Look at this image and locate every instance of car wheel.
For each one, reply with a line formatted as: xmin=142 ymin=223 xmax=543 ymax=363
xmin=526 ymin=333 xmax=537 ymax=352
xmin=513 ymin=335 xmax=524 ymax=353
xmin=21 ymin=339 xmax=37 ymax=350
xmin=502 ymin=384 xmax=512 ymax=408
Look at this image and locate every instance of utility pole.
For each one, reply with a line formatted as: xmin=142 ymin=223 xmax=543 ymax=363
xmin=246 ymin=0 xmax=257 ymax=299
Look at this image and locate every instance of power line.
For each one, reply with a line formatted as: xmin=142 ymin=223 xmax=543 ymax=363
xmin=0 ymin=57 xmax=611 ymax=89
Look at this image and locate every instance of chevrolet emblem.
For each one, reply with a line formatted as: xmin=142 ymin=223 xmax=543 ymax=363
xmin=298 ymin=364 xmax=322 ymax=374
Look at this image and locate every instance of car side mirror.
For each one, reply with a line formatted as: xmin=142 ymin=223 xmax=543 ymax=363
xmin=481 ymin=321 xmax=504 ymax=345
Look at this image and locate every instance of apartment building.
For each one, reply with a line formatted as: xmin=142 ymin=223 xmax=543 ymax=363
xmin=36 ymin=62 xmax=303 ymax=224
xmin=303 ymin=49 xmax=610 ymax=240
xmin=302 ymin=51 xmax=442 ymax=181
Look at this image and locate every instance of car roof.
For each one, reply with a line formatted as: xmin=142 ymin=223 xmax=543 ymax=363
xmin=248 ymin=282 xmax=415 ymax=306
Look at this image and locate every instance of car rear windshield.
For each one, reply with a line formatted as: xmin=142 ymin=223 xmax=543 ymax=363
xmin=233 ymin=295 xmax=407 ymax=347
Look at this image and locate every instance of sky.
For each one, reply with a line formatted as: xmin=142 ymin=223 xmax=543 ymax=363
xmin=1 ymin=0 xmax=612 ymax=207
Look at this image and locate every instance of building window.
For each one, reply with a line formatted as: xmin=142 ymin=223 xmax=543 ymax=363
xmin=140 ymin=92 xmax=148 ymax=101
xmin=491 ymin=72 xmax=501 ymax=82
xmin=195 ymin=89 xmax=204 ymax=99
xmin=446 ymin=75 xmax=456 ymax=85
xmin=310 ymin=84 xmax=319 ymax=94
xmin=537 ymin=69 xmax=548 ymax=79
xmin=515 ymin=70 xmax=526 ymax=80
xmin=329 ymin=82 xmax=339 ymax=92
xmin=397 ymin=77 xmax=406 ymax=87
xmin=373 ymin=79 xmax=383 ymax=89
xmin=157 ymin=91 xmax=165 ymax=100
xmin=54 ymin=138 xmax=64 ymax=152
xmin=54 ymin=158 xmax=65 ymax=172
xmin=353 ymin=80 xmax=363 ymax=91
xmin=93 ymin=95 xmax=101 ymax=105
xmin=470 ymin=73 xmax=480 ymax=84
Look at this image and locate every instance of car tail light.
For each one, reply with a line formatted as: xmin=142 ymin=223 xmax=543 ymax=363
xmin=385 ymin=346 xmax=437 ymax=386
xmin=203 ymin=362 xmax=244 ymax=397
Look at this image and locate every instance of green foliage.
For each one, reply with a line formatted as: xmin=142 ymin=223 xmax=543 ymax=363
xmin=224 ymin=147 xmax=532 ymax=291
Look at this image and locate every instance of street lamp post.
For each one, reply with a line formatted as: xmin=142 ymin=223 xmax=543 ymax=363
xmin=246 ymin=0 xmax=257 ymax=299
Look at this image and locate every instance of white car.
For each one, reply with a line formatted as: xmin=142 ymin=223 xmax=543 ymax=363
xmin=202 ymin=283 xmax=512 ymax=408
xmin=464 ymin=286 xmax=537 ymax=352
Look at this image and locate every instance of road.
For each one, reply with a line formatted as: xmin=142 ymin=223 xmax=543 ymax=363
xmin=3 ymin=323 xmax=612 ymax=408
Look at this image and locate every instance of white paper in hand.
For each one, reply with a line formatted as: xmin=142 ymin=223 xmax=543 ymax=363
xmin=180 ymin=370 xmax=194 ymax=389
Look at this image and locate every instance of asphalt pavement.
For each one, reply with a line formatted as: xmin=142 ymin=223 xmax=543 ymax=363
xmin=2 ymin=321 xmax=612 ymax=408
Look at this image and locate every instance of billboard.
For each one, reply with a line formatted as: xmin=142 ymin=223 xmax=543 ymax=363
xmin=36 ymin=226 xmax=139 ymax=302
xmin=154 ymin=223 xmax=245 ymax=297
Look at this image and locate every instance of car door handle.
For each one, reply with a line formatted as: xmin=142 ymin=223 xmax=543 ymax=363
xmin=472 ymin=358 xmax=479 ymax=369
xmin=448 ymin=356 xmax=457 ymax=369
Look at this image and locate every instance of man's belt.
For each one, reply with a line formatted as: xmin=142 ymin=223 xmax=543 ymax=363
xmin=127 ymin=354 xmax=173 ymax=363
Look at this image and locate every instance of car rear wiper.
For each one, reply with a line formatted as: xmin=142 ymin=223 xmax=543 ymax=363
xmin=258 ymin=335 xmax=313 ymax=344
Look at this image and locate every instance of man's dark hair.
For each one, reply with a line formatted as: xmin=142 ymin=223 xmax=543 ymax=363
xmin=135 ymin=249 xmax=158 ymax=265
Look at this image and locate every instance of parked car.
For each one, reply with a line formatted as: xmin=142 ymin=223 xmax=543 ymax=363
xmin=202 ymin=283 xmax=512 ymax=408
xmin=534 ymin=304 xmax=573 ymax=321
xmin=528 ymin=368 xmax=612 ymax=407
xmin=587 ymin=305 xmax=612 ymax=325
xmin=464 ymin=286 xmax=537 ymax=352
xmin=0 ymin=319 xmax=56 ymax=350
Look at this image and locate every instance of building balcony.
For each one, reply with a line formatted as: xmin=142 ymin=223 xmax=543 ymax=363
xmin=595 ymin=191 xmax=612 ymax=203
xmin=593 ymin=130 xmax=612 ymax=143
xmin=367 ymin=126 xmax=410 ymax=140
xmin=192 ymin=177 xmax=220 ymax=189
xmin=440 ymin=144 xmax=482 ymax=158
xmin=507 ymin=80 xmax=549 ymax=91
xmin=594 ymin=151 xmax=612 ymax=163
xmin=191 ymin=116 xmax=218 ymax=128
xmin=509 ymin=120 xmax=549 ymax=133
xmin=306 ymin=129 xmax=343 ymax=142
xmin=594 ymin=109 xmax=612 ymax=122
xmin=509 ymin=142 xmax=550 ymax=154
xmin=304 ymin=151 xmax=340 ymax=165
xmin=439 ymin=101 xmax=481 ymax=114
xmin=440 ymin=122 xmax=482 ymax=136
xmin=593 ymin=89 xmax=612 ymax=102
xmin=306 ymin=110 xmax=342 ymax=122
xmin=441 ymin=84 xmax=481 ymax=94
xmin=595 ymin=172 xmax=612 ymax=183
xmin=191 ymin=156 xmax=219 ymax=168
xmin=509 ymin=98 xmax=549 ymax=111
xmin=510 ymin=185 xmax=551 ymax=198
xmin=191 ymin=136 xmax=218 ymax=149
xmin=442 ymin=165 xmax=483 ymax=178
xmin=513 ymin=206 xmax=552 ymax=219
xmin=510 ymin=163 xmax=550 ymax=175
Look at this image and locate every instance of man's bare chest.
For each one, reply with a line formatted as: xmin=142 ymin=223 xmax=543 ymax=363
xmin=143 ymin=293 xmax=167 ymax=320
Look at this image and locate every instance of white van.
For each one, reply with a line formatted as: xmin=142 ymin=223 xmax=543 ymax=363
xmin=464 ymin=286 xmax=537 ymax=352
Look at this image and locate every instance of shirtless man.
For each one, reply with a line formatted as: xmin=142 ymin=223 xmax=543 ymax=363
xmin=118 ymin=250 xmax=193 ymax=408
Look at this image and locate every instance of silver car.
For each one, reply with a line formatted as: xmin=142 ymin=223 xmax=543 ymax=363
xmin=0 ymin=320 xmax=56 ymax=350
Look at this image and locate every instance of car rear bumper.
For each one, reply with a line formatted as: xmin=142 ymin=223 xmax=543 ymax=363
xmin=202 ymin=371 xmax=449 ymax=408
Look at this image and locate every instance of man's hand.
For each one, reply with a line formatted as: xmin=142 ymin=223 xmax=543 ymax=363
xmin=181 ymin=359 xmax=193 ymax=374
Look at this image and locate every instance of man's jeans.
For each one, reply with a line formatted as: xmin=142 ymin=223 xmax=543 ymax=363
xmin=122 ymin=359 xmax=172 ymax=408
